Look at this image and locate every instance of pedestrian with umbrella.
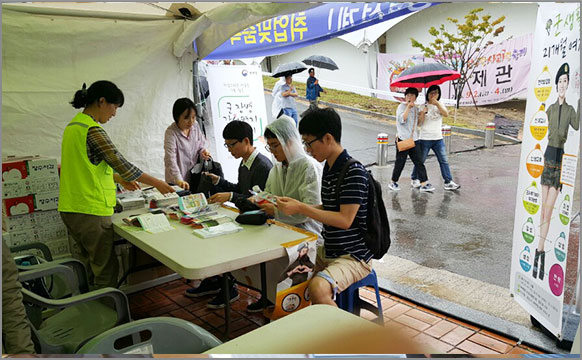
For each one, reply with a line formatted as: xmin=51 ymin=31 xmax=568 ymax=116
xmin=271 ymin=61 xmax=307 ymax=125
xmin=303 ymin=55 xmax=338 ymax=109
xmin=390 ymin=63 xmax=461 ymax=191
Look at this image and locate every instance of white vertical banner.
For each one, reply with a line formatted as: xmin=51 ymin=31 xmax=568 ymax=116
xmin=206 ymin=65 xmax=269 ymax=183
xmin=510 ymin=3 xmax=580 ymax=338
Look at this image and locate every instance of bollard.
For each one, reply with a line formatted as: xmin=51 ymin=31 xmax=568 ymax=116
xmin=485 ymin=122 xmax=496 ymax=149
xmin=442 ymin=125 xmax=452 ymax=155
xmin=376 ymin=133 xmax=389 ymax=166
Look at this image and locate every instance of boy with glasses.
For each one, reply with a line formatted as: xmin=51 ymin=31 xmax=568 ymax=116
xmin=277 ymin=107 xmax=373 ymax=306
xmin=185 ymin=120 xmax=272 ymax=309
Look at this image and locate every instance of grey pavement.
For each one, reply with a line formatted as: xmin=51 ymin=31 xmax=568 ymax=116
xmin=204 ymin=93 xmax=580 ymax=352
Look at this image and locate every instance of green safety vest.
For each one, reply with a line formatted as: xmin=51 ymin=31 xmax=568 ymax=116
xmin=58 ymin=113 xmax=116 ymax=216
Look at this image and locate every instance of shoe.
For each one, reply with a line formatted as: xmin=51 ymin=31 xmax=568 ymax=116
xmin=185 ymin=277 xmax=221 ymax=298
xmin=419 ymin=183 xmax=435 ymax=192
xmin=532 ymin=249 xmax=540 ymax=279
xmin=539 ymin=251 xmax=545 ymax=281
xmin=444 ymin=181 xmax=461 ymax=190
xmin=246 ymin=297 xmax=274 ymax=313
xmin=207 ymin=285 xmax=240 ymax=309
xmin=388 ymin=182 xmax=400 ymax=191
xmin=411 ymin=179 xmax=421 ymax=188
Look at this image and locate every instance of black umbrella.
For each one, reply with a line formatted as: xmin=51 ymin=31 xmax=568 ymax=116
xmin=302 ymin=55 xmax=339 ymax=71
xmin=390 ymin=63 xmax=460 ymax=88
xmin=271 ymin=61 xmax=307 ymax=78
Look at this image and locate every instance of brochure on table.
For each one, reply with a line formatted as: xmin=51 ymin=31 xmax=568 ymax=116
xmin=509 ymin=2 xmax=580 ymax=338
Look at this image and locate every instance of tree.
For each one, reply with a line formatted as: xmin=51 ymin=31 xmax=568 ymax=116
xmin=411 ymin=8 xmax=505 ymax=108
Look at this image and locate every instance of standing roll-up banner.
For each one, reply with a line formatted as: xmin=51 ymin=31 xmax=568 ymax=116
xmin=510 ymin=3 xmax=580 ymax=338
xmin=206 ymin=65 xmax=270 ymax=183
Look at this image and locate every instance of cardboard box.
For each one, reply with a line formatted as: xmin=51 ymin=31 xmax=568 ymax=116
xmin=2 ymin=223 xmax=67 ymax=247
xmin=33 ymin=191 xmax=59 ymax=211
xmin=2 ymin=155 xmax=58 ymax=182
xmin=45 ymin=238 xmax=71 ymax=258
xmin=2 ymin=175 xmax=60 ymax=199
xmin=2 ymin=195 xmax=34 ymax=216
xmin=2 ymin=210 xmax=64 ymax=232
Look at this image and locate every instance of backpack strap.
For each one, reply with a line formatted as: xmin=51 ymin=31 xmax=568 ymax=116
xmin=335 ymin=158 xmax=359 ymax=205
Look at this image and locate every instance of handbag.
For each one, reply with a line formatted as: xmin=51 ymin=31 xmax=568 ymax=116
xmin=396 ymin=112 xmax=417 ymax=152
xmin=188 ymin=157 xmax=224 ymax=197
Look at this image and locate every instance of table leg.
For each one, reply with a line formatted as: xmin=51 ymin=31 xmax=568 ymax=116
xmin=222 ymin=273 xmax=231 ymax=339
xmin=260 ymin=262 xmax=268 ymax=304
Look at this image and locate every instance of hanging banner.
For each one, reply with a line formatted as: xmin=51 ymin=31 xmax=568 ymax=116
xmin=269 ymin=240 xmax=317 ymax=319
xmin=231 ymin=235 xmax=317 ymax=319
xmin=204 ymin=2 xmax=439 ymax=60
xmin=206 ymin=64 xmax=269 ymax=183
xmin=459 ymin=33 xmax=532 ymax=106
xmin=510 ymin=3 xmax=580 ymax=338
xmin=377 ymin=33 xmax=532 ymax=106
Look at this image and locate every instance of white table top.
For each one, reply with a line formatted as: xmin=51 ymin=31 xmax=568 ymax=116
xmin=205 ymin=305 xmax=380 ymax=354
xmin=112 ymin=206 xmax=316 ymax=279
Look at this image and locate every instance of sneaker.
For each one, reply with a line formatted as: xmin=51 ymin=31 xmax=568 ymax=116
xmin=185 ymin=277 xmax=221 ymax=298
xmin=419 ymin=183 xmax=435 ymax=192
xmin=246 ymin=297 xmax=274 ymax=313
xmin=388 ymin=182 xmax=400 ymax=191
xmin=206 ymin=285 xmax=240 ymax=309
xmin=411 ymin=179 xmax=421 ymax=188
xmin=444 ymin=181 xmax=461 ymax=191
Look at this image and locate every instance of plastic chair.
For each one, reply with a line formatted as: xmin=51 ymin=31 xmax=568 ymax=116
xmin=336 ymin=269 xmax=384 ymax=323
xmin=76 ymin=317 xmax=222 ymax=354
xmin=18 ymin=262 xmax=131 ymax=354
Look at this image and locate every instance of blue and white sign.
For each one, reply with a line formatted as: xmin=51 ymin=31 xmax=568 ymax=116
xmin=204 ymin=2 xmax=439 ymax=60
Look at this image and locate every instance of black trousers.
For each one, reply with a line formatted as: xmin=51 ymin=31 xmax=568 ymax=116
xmin=392 ymin=139 xmax=428 ymax=183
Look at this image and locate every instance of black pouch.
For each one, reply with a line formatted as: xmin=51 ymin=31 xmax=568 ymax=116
xmin=234 ymin=197 xmax=261 ymax=213
xmin=235 ymin=210 xmax=268 ymax=225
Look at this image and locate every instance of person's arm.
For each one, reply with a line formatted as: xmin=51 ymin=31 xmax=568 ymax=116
xmin=396 ymin=104 xmax=407 ymax=124
xmin=418 ymin=105 xmax=426 ymax=127
xmin=273 ymin=162 xmax=320 ymax=225
xmin=435 ymin=101 xmax=449 ymax=117
xmin=277 ymin=199 xmax=360 ymax=230
xmin=570 ymin=99 xmax=580 ymax=130
xmin=163 ymin=127 xmax=187 ymax=188
xmin=88 ymin=127 xmax=174 ymax=194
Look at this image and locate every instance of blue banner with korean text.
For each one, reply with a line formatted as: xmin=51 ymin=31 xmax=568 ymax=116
xmin=204 ymin=2 xmax=439 ymax=60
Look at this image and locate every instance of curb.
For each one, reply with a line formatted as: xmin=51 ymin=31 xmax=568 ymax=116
xmin=265 ymin=88 xmax=522 ymax=144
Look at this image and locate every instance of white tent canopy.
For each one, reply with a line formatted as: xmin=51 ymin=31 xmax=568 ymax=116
xmin=1 ymin=2 xmax=317 ymax=179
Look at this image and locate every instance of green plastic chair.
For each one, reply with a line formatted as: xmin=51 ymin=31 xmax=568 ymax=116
xmin=18 ymin=262 xmax=131 ymax=354
xmin=76 ymin=317 xmax=222 ymax=354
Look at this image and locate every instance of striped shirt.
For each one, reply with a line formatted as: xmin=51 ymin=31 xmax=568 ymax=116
xmin=86 ymin=127 xmax=143 ymax=182
xmin=321 ymin=149 xmax=372 ymax=262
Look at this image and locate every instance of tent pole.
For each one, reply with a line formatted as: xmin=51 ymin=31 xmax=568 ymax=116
xmin=193 ymin=60 xmax=206 ymax=136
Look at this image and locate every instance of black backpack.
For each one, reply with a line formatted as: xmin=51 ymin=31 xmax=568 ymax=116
xmin=335 ymin=158 xmax=391 ymax=259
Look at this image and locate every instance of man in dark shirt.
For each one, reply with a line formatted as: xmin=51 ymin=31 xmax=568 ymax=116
xmin=278 ymin=108 xmax=372 ymax=306
xmin=186 ymin=120 xmax=273 ymax=309
xmin=205 ymin=120 xmax=272 ymax=204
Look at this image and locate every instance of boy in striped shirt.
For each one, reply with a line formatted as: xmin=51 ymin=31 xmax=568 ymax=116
xmin=277 ymin=107 xmax=372 ymax=306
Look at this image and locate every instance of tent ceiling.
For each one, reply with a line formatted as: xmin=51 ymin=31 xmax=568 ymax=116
xmin=2 ymin=2 xmax=319 ymax=59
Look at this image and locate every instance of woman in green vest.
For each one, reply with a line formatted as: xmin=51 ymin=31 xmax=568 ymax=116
xmin=59 ymin=80 xmax=175 ymax=290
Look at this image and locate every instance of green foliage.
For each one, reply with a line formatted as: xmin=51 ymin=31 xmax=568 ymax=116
xmin=410 ymin=8 xmax=506 ymax=108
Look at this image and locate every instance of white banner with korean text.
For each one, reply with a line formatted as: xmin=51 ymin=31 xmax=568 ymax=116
xmin=207 ymin=65 xmax=270 ymax=183
xmin=510 ymin=3 xmax=580 ymax=338
xmin=376 ymin=33 xmax=532 ymax=106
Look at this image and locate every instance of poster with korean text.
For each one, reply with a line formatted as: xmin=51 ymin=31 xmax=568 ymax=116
xmin=207 ymin=65 xmax=269 ymax=183
xmin=510 ymin=3 xmax=580 ymax=338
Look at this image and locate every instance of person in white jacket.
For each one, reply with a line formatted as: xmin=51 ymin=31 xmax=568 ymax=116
xmin=239 ymin=115 xmax=323 ymax=313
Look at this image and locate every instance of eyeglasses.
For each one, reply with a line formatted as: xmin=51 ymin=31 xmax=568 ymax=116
xmin=224 ymin=140 xmax=239 ymax=149
xmin=302 ymin=137 xmax=321 ymax=149
xmin=265 ymin=142 xmax=281 ymax=153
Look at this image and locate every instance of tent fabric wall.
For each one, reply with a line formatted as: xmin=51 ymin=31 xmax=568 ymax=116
xmin=2 ymin=8 xmax=195 ymax=179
